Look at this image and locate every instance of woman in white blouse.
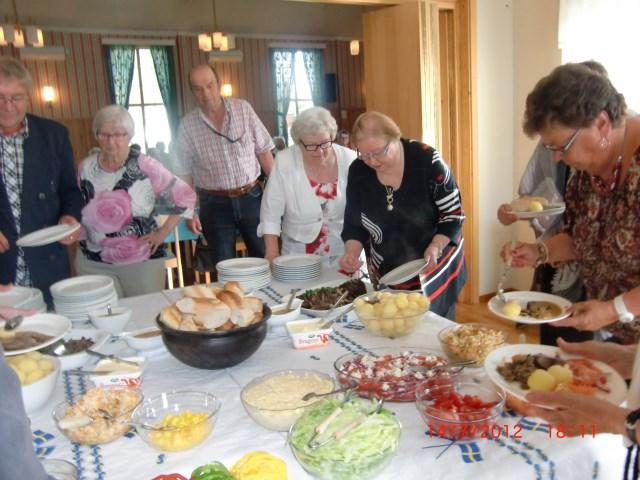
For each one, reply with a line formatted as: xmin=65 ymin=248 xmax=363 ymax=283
xmin=258 ymin=107 xmax=356 ymax=266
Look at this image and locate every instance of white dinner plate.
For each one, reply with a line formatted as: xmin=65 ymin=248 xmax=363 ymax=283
xmin=379 ymin=259 xmax=427 ymax=286
xmin=1 ymin=313 xmax=72 ymax=356
xmin=50 ymin=275 xmax=115 ymax=298
xmin=16 ymin=223 xmax=81 ymax=248
xmin=216 ymin=257 xmax=270 ymax=272
xmin=272 ymin=254 xmax=322 ymax=269
xmin=514 ymin=203 xmax=566 ymax=220
xmin=484 ymin=344 xmax=628 ymax=406
xmin=0 ymin=286 xmax=34 ymax=307
xmin=488 ymin=291 xmax=571 ymax=324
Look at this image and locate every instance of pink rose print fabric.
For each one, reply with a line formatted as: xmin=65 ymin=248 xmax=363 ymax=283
xmin=81 ymin=190 xmax=133 ymax=234
xmin=78 ymin=150 xmax=196 ymax=265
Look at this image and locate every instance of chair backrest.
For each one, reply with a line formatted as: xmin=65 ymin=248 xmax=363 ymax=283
xmin=164 ymin=219 xmax=200 ymax=244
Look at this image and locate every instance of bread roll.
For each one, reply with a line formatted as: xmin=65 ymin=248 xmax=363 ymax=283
xmin=217 ymin=290 xmax=242 ymax=310
xmin=194 ymin=301 xmax=231 ymax=329
xmin=183 ymin=285 xmax=217 ymax=299
xmin=161 ymin=306 xmax=182 ymax=330
xmin=180 ymin=315 xmax=198 ymax=332
xmin=224 ymin=281 xmax=244 ymax=296
xmin=218 ymin=320 xmax=235 ymax=331
xmin=230 ymin=308 xmax=255 ymax=327
xmin=241 ymin=296 xmax=263 ymax=314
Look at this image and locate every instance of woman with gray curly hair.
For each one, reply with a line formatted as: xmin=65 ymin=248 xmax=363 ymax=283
xmin=75 ymin=105 xmax=196 ymax=297
xmin=258 ymin=106 xmax=356 ymax=265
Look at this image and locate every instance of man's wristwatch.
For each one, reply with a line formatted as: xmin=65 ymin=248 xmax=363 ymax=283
xmin=613 ymin=295 xmax=635 ymax=324
xmin=626 ymin=409 xmax=640 ymax=444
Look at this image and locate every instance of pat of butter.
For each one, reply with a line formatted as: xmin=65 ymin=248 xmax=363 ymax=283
xmin=95 ymin=359 xmax=141 ymax=373
xmin=287 ymin=321 xmax=322 ymax=334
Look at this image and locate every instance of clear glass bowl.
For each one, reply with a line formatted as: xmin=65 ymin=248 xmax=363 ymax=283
xmin=241 ymin=369 xmax=334 ymax=431
xmin=352 ymin=290 xmax=429 ymax=338
xmin=53 ymin=386 xmax=142 ymax=445
xmin=132 ymin=390 xmax=220 ymax=452
xmin=288 ymin=395 xmax=401 ymax=480
xmin=438 ymin=323 xmax=509 ymax=365
xmin=416 ymin=380 xmax=505 ymax=441
xmin=333 ymin=347 xmax=453 ymax=402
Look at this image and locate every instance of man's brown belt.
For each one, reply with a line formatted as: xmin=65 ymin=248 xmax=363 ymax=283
xmin=199 ymin=179 xmax=259 ymax=198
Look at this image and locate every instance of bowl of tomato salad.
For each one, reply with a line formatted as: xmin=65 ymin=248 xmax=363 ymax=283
xmin=333 ymin=348 xmax=456 ymax=402
xmin=416 ymin=379 xmax=505 ymax=440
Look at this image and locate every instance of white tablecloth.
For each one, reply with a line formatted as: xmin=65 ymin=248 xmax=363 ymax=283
xmin=29 ymin=271 xmax=628 ymax=480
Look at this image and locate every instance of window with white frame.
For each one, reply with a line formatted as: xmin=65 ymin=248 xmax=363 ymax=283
xmin=285 ymin=51 xmax=315 ymax=145
xmin=127 ymin=48 xmax=172 ymax=153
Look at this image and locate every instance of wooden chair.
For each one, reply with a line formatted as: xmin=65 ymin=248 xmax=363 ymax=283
xmin=163 ymin=218 xmax=199 ymax=289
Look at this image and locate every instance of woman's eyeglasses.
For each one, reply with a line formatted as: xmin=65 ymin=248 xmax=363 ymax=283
xmin=97 ymin=131 xmax=129 ymax=141
xmin=543 ymin=128 xmax=581 ymax=153
xmin=358 ymin=142 xmax=391 ymax=162
xmin=300 ymin=140 xmax=333 ymax=151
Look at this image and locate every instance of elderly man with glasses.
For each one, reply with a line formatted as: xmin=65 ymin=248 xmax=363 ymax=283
xmin=258 ymin=106 xmax=356 ymax=266
xmin=176 ymin=64 xmax=274 ymax=266
xmin=0 ymin=56 xmax=82 ymax=306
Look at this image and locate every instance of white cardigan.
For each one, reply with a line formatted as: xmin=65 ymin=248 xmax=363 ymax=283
xmin=258 ymin=144 xmax=356 ymax=244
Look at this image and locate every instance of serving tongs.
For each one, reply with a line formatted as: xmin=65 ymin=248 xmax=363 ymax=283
xmin=307 ymin=396 xmax=384 ymax=450
xmin=409 ymin=359 xmax=477 ymax=375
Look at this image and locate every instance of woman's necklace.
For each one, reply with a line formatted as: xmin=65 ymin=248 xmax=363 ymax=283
xmin=384 ymin=185 xmax=394 ymax=211
xmin=591 ymin=123 xmax=627 ymax=194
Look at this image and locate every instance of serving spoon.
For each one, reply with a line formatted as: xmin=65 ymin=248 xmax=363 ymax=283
xmin=58 ymin=411 xmax=177 ymax=432
xmin=3 ymin=316 xmax=24 ymax=331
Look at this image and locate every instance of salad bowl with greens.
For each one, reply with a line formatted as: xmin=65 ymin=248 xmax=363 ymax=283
xmin=288 ymin=395 xmax=401 ymax=480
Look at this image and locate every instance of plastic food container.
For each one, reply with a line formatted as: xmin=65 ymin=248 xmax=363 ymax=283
xmin=241 ymin=369 xmax=334 ymax=431
xmin=438 ymin=323 xmax=509 ymax=365
xmin=286 ymin=319 xmax=332 ymax=350
xmin=89 ymin=356 xmax=145 ymax=388
xmin=132 ymin=390 xmax=220 ymax=452
xmin=352 ymin=290 xmax=429 ymax=338
xmin=288 ymin=395 xmax=401 ymax=480
xmin=416 ymin=380 xmax=505 ymax=440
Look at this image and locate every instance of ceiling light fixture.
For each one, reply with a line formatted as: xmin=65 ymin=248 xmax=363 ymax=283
xmin=0 ymin=0 xmax=44 ymax=49
xmin=198 ymin=0 xmax=240 ymax=59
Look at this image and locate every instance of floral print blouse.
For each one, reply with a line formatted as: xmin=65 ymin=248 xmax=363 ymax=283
xmin=564 ymin=147 xmax=640 ymax=343
xmin=78 ymin=149 xmax=196 ymax=265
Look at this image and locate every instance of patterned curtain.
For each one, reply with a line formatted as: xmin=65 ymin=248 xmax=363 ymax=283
xmin=150 ymin=46 xmax=179 ymax=141
xmin=301 ymin=49 xmax=325 ymax=106
xmin=270 ymin=49 xmax=295 ymax=143
xmin=105 ymin=45 xmax=135 ymax=107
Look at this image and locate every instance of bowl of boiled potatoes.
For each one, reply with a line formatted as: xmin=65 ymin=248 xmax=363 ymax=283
xmin=7 ymin=352 xmax=60 ymax=413
xmin=353 ymin=290 xmax=430 ymax=338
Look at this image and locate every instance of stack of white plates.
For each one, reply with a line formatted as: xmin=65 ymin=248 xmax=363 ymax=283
xmin=216 ymin=257 xmax=271 ymax=291
xmin=50 ymin=275 xmax=118 ymax=323
xmin=272 ymin=254 xmax=322 ymax=283
xmin=0 ymin=286 xmax=47 ymax=312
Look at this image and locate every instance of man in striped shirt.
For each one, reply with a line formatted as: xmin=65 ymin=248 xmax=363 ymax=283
xmin=176 ymin=64 xmax=274 ymax=266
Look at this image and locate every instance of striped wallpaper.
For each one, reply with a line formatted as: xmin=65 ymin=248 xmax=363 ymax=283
xmin=1 ymin=30 xmax=365 ymax=152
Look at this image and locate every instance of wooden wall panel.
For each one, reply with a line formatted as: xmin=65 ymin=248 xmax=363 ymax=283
xmin=1 ymin=31 xmax=365 ymax=158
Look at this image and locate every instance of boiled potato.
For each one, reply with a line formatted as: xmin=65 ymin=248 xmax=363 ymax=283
xmin=503 ymin=300 xmax=522 ymax=318
xmin=408 ymin=292 xmax=424 ymax=303
xmin=393 ymin=317 xmax=406 ymax=331
xmin=354 ymin=298 xmax=366 ymax=308
xmin=527 ymin=369 xmax=557 ymax=391
xmin=8 ymin=354 xmax=54 ymax=385
xmin=381 ymin=302 xmax=398 ymax=318
xmin=547 ymin=364 xmax=573 ymax=384
xmin=366 ymin=318 xmax=382 ymax=333
xmin=394 ymin=293 xmax=409 ymax=310
xmin=16 ymin=358 xmax=39 ymax=375
xmin=529 ymin=200 xmax=544 ymax=212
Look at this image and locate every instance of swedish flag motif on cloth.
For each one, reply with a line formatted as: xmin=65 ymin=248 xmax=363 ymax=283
xmin=457 ymin=442 xmax=483 ymax=463
xmin=519 ymin=418 xmax=551 ymax=435
xmin=33 ymin=429 xmax=55 ymax=458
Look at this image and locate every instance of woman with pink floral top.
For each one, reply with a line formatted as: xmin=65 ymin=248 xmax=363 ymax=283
xmin=75 ymin=105 xmax=196 ymax=297
xmin=258 ymin=107 xmax=356 ymax=267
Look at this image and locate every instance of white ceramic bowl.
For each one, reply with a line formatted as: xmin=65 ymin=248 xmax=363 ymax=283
xmin=20 ymin=355 xmax=61 ymax=413
xmin=89 ymin=306 xmax=132 ymax=333
xmin=89 ymin=356 xmax=145 ymax=388
xmin=268 ymin=299 xmax=303 ymax=328
xmin=42 ymin=329 xmax=111 ymax=371
xmin=123 ymin=327 xmax=164 ymax=351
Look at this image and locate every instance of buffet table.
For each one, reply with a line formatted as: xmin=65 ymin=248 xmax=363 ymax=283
xmin=29 ymin=271 xmax=628 ymax=480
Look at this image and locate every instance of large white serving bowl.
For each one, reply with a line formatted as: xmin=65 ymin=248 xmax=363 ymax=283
xmin=19 ymin=355 xmax=61 ymax=414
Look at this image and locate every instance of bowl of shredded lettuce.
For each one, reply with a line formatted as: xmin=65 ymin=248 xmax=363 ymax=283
xmin=288 ymin=396 xmax=401 ymax=480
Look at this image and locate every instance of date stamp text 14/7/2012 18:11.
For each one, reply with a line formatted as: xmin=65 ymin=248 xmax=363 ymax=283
xmin=427 ymin=423 xmax=597 ymax=440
